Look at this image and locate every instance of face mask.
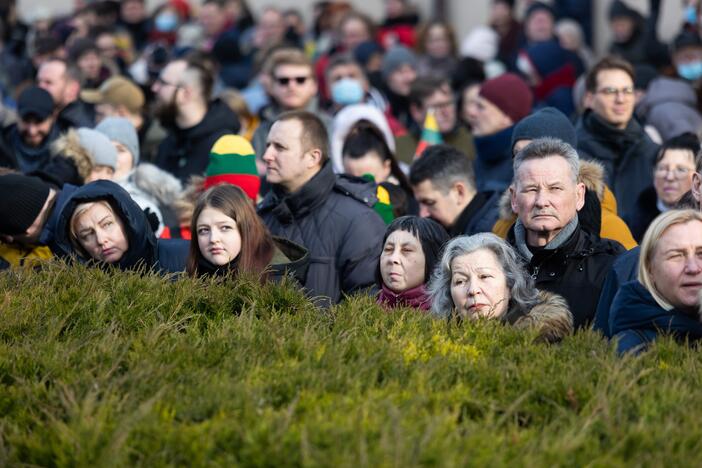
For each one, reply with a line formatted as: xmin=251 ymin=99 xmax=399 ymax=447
xmin=686 ymin=5 xmax=698 ymax=25
xmin=155 ymin=12 xmax=179 ymax=33
xmin=331 ymin=78 xmax=365 ymax=106
xmin=677 ymin=61 xmax=702 ymax=81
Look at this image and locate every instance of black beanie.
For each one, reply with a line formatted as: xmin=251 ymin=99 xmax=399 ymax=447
xmin=0 ymin=174 xmax=51 ymax=236
xmin=609 ymin=0 xmax=640 ymax=21
xmin=510 ymin=107 xmax=577 ymax=152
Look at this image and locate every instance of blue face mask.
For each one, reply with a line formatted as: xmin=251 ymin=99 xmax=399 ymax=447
xmin=155 ymin=12 xmax=179 ymax=33
xmin=677 ymin=61 xmax=702 ymax=81
xmin=331 ymin=78 xmax=365 ymax=106
xmin=686 ymin=5 xmax=698 ymax=25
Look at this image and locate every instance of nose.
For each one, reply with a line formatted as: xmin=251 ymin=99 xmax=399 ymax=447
xmin=262 ymin=146 xmax=274 ymax=163
xmin=467 ymin=282 xmax=480 ymax=297
xmin=534 ymin=189 xmax=549 ymax=208
xmin=664 ymin=170 xmax=676 ymax=181
xmin=95 ymin=229 xmax=108 ymax=246
xmin=684 ymin=256 xmax=702 ymax=275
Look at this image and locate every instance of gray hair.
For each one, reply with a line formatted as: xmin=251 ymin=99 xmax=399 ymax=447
xmin=428 ymin=233 xmax=539 ymax=318
xmin=513 ymin=137 xmax=580 ymax=185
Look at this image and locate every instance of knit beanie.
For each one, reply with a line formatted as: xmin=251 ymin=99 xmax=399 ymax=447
xmin=0 ymin=174 xmax=51 ymax=235
xmin=609 ymin=0 xmax=640 ymax=21
xmin=205 ymin=134 xmax=260 ymax=201
xmin=76 ymin=128 xmax=118 ymax=170
xmin=381 ymin=46 xmax=418 ymax=81
xmin=511 ymin=107 xmax=576 ymax=151
xmin=479 ymin=73 xmax=533 ymax=124
xmin=95 ymin=117 xmax=140 ymax=166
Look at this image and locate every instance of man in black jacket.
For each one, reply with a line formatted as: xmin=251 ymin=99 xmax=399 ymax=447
xmin=509 ymin=137 xmax=624 ymax=329
xmin=258 ymin=110 xmax=386 ymax=305
xmin=153 ymin=55 xmax=240 ymax=182
xmin=37 ymin=58 xmax=95 ymax=131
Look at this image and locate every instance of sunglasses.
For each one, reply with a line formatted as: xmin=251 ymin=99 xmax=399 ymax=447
xmin=274 ymin=75 xmax=310 ymax=86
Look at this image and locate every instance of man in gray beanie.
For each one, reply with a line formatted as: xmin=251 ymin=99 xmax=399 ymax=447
xmin=380 ymin=46 xmax=418 ymax=131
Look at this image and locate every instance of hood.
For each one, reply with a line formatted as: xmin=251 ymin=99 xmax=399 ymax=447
xmin=172 ymin=99 xmax=240 ymax=140
xmin=54 ymin=179 xmax=157 ymax=270
xmin=131 ymin=162 xmax=183 ymax=207
xmin=50 ymin=129 xmax=94 ymax=181
xmin=510 ymin=290 xmax=574 ymax=343
xmin=638 ymin=77 xmax=698 ymax=115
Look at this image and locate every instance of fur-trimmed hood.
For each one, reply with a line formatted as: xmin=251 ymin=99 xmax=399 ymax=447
xmin=509 ymin=290 xmax=574 ymax=343
xmin=50 ymin=129 xmax=94 ymax=182
xmin=131 ymin=163 xmax=183 ymax=207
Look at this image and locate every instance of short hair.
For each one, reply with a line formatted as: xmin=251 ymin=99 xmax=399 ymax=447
xmin=428 ymin=233 xmax=539 ymax=318
xmin=263 ymin=47 xmax=312 ymax=78
xmin=376 ymin=215 xmax=449 ymax=287
xmin=42 ymin=58 xmax=81 ymax=84
xmin=338 ymin=11 xmax=376 ymax=38
xmin=409 ymin=77 xmax=451 ymax=108
xmin=275 ymin=110 xmax=329 ymax=163
xmin=585 ymin=56 xmax=635 ymax=93
xmin=180 ymin=53 xmax=216 ymax=101
xmin=654 ymin=132 xmax=700 ymax=167
xmin=513 ymin=137 xmax=580 ymax=185
xmin=638 ymin=209 xmax=702 ymax=310
xmin=325 ymin=53 xmax=365 ymax=80
xmin=409 ymin=144 xmax=475 ymax=192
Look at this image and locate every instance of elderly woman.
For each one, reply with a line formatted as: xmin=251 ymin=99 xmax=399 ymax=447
xmin=429 ymin=233 xmax=573 ymax=343
xmin=610 ymin=209 xmax=702 ymax=354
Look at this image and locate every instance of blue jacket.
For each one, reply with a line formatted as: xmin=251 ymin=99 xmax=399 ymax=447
xmin=473 ymin=126 xmax=514 ymax=193
xmin=609 ymin=281 xmax=702 ymax=354
xmin=593 ymin=246 xmax=639 ymax=337
xmin=53 ymin=180 xmax=188 ymax=274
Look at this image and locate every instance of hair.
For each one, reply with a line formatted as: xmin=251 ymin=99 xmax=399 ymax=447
xmin=337 ymin=11 xmax=376 ymax=40
xmin=325 ymin=53 xmax=365 ymax=80
xmin=274 ymin=110 xmax=329 ymax=164
xmin=187 ymin=184 xmax=275 ymax=279
xmin=342 ymin=120 xmax=411 ymax=193
xmin=585 ymin=56 xmax=635 ymax=93
xmin=638 ymin=209 xmax=702 ymax=310
xmin=69 ymin=200 xmax=122 ymax=260
xmin=376 ymin=215 xmax=449 ymax=287
xmin=409 ymin=77 xmax=452 ymax=108
xmin=409 ymin=144 xmax=475 ymax=193
xmin=415 ymin=20 xmax=457 ymax=56
xmin=428 ymin=233 xmax=539 ymax=318
xmin=180 ymin=53 xmax=217 ymax=101
xmin=42 ymin=58 xmax=82 ymax=84
xmin=513 ymin=137 xmax=580 ymax=185
xmin=655 ymin=132 xmax=700 ymax=167
xmin=50 ymin=129 xmax=95 ymax=182
xmin=263 ymin=47 xmax=313 ymax=78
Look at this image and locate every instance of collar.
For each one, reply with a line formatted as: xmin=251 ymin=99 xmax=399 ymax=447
xmin=513 ymin=215 xmax=579 ymax=262
xmin=378 ymin=283 xmax=431 ymax=310
xmin=268 ymin=162 xmax=336 ymax=222
xmin=449 ymin=192 xmax=487 ymax=237
xmin=473 ymin=126 xmax=514 ymax=163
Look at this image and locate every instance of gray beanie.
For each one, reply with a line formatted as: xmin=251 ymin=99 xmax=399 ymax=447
xmin=95 ymin=117 xmax=140 ymax=166
xmin=381 ymin=46 xmax=417 ymax=80
xmin=76 ymin=127 xmax=118 ymax=170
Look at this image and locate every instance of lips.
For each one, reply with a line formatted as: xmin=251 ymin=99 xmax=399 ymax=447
xmin=209 ymin=248 xmax=225 ymax=255
xmin=102 ymin=247 xmax=116 ymax=258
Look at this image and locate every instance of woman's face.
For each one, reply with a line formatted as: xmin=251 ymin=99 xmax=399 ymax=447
xmin=653 ymin=149 xmax=696 ymax=207
xmin=196 ymin=207 xmax=242 ymax=266
xmin=380 ymin=229 xmax=426 ymax=293
xmin=425 ymin=24 xmax=451 ymax=59
xmin=74 ymin=203 xmax=129 ymax=263
xmin=461 ymin=83 xmax=481 ymax=127
xmin=650 ymin=220 xmax=702 ymax=312
xmin=343 ymin=150 xmax=391 ymax=183
xmin=450 ymin=248 xmax=510 ymax=319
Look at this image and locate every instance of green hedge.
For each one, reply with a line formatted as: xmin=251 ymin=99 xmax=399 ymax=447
xmin=1 ymin=263 xmax=702 ymax=466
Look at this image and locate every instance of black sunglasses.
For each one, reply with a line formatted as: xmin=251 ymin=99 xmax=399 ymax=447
xmin=274 ymin=75 xmax=309 ymax=86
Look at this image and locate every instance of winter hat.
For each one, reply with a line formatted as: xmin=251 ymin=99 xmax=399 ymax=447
xmin=511 ymin=107 xmax=576 ymax=151
xmin=95 ymin=117 xmax=140 ymax=166
xmin=76 ymin=127 xmax=118 ymax=170
xmin=525 ymin=1 xmax=556 ymax=20
xmin=460 ymin=26 xmax=499 ymax=62
xmin=17 ymin=86 xmax=54 ymax=120
xmin=0 ymin=174 xmax=51 ymax=235
xmin=354 ymin=41 xmax=384 ymax=67
xmin=205 ymin=134 xmax=260 ymax=201
xmin=609 ymin=0 xmax=641 ymax=21
xmin=381 ymin=46 xmax=418 ymax=81
xmin=673 ymin=30 xmax=702 ymax=52
xmin=521 ymin=39 xmax=571 ymax=77
xmin=479 ymin=73 xmax=533 ymax=124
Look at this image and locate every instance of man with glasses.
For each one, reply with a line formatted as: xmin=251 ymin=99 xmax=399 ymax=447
xmin=576 ymin=56 xmax=659 ymax=222
xmin=395 ymin=77 xmax=476 ymax=165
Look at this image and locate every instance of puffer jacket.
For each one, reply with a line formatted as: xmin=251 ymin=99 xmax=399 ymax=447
xmin=54 ymin=180 xmax=188 ymax=274
xmin=636 ymin=77 xmax=702 ymax=141
xmin=610 ymin=280 xmax=702 ymax=354
xmin=258 ymin=162 xmax=386 ymax=306
xmin=576 ymin=110 xmax=659 ymax=222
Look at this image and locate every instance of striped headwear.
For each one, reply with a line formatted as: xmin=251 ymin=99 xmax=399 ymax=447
xmin=205 ymin=134 xmax=260 ymax=201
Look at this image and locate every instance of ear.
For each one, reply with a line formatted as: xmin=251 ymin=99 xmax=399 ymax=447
xmin=692 ymin=172 xmax=702 ymax=205
xmin=575 ymin=181 xmax=586 ymax=211
xmin=509 ymin=184 xmax=518 ymax=213
xmin=305 ymin=148 xmax=323 ymax=169
xmin=381 ymin=159 xmax=392 ymax=179
xmin=452 ymin=180 xmax=469 ymax=205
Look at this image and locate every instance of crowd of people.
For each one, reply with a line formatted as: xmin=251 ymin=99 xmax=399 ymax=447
xmin=3 ymin=0 xmax=702 ymax=354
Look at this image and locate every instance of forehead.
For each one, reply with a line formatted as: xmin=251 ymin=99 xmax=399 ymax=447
xmin=659 ymin=148 xmax=695 ymax=166
xmin=424 ymin=87 xmax=452 ymax=103
xmin=39 ymin=61 xmax=66 ymax=78
xmin=658 ymin=220 xmax=702 ymax=249
xmin=516 ymin=155 xmax=574 ymax=182
xmin=329 ymin=63 xmax=363 ymax=77
xmin=77 ymin=202 xmax=113 ymax=224
xmin=274 ymin=64 xmax=312 ymax=78
xmin=595 ymin=68 xmax=633 ymax=88
xmin=451 ymin=249 xmax=501 ymax=272
xmin=268 ymin=119 xmax=304 ymax=142
xmin=413 ymin=179 xmax=443 ymax=198
xmin=163 ymin=60 xmax=186 ymax=78
xmin=198 ymin=206 xmax=236 ymax=223
xmin=386 ymin=229 xmax=420 ymax=245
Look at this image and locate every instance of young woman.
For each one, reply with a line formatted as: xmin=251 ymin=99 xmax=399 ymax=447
xmin=377 ymin=216 xmax=448 ymax=310
xmin=187 ymin=184 xmax=308 ymax=284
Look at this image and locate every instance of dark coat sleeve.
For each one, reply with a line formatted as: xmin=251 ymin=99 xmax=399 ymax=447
xmin=338 ymin=208 xmax=386 ymax=296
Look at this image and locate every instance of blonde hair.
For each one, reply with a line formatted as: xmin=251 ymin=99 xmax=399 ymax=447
xmin=638 ymin=209 xmax=702 ymax=310
xmin=69 ymin=200 xmax=116 ymax=258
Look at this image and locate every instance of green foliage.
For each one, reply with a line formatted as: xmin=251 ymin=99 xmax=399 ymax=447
xmin=2 ymin=263 xmax=702 ymax=466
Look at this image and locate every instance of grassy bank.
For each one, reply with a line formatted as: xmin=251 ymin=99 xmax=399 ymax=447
xmin=1 ymin=264 xmax=701 ymax=466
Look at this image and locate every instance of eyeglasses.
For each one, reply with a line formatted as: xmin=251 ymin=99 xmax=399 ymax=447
xmin=596 ymin=86 xmax=634 ymax=98
xmin=427 ymin=99 xmax=455 ymax=111
xmin=654 ymin=165 xmax=694 ymax=179
xmin=274 ymin=75 xmax=310 ymax=86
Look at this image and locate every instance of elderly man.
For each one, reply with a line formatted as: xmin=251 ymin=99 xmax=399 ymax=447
xmin=258 ymin=110 xmax=385 ymax=306
xmin=509 ymin=137 xmax=624 ymax=329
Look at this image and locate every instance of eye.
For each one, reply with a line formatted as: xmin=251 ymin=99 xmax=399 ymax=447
xmin=479 ymin=274 xmax=493 ymax=279
xmin=197 ymin=228 xmax=209 ymax=235
xmin=220 ymin=225 xmax=232 ymax=231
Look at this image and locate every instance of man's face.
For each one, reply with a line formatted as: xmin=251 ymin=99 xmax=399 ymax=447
xmin=152 ymin=61 xmax=186 ymax=123
xmin=270 ymin=64 xmax=317 ymax=110
xmin=262 ymin=119 xmax=319 ymax=193
xmin=416 ymin=86 xmax=456 ymax=134
xmin=259 ymin=10 xmax=286 ymax=47
xmin=387 ymin=64 xmax=417 ymax=96
xmin=585 ymin=68 xmax=635 ymax=130
xmin=610 ymin=17 xmax=635 ymax=43
xmin=37 ymin=61 xmax=68 ymax=108
xmin=412 ymin=179 xmax=464 ymax=229
xmin=510 ymin=155 xmax=585 ymax=247
xmin=525 ymin=10 xmax=554 ymax=43
xmin=673 ymin=45 xmax=702 ymax=67
xmin=199 ymin=3 xmax=226 ymax=37
xmin=327 ymin=63 xmax=368 ymax=93
xmin=466 ymin=95 xmax=511 ymax=136
xmin=121 ymin=0 xmax=146 ymax=24
xmin=77 ymin=51 xmax=102 ymax=81
xmin=341 ymin=18 xmax=371 ymax=51
xmin=18 ymin=114 xmax=54 ymax=148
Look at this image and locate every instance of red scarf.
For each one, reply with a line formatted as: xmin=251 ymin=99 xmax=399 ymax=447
xmin=377 ymin=284 xmax=431 ymax=311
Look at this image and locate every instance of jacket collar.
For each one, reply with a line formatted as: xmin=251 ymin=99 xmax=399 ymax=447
xmin=449 ymin=192 xmax=488 ymax=237
xmin=473 ymin=125 xmax=514 ymax=164
xmin=267 ymin=161 xmax=336 ymax=223
xmin=513 ymin=216 xmax=579 ymax=262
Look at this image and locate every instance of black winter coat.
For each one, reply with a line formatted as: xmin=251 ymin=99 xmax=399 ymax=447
xmin=449 ymin=191 xmax=501 ymax=238
xmin=155 ymin=99 xmax=240 ymax=182
xmin=575 ymin=110 xmax=659 ymax=222
xmin=508 ymin=224 xmax=625 ymax=329
xmin=0 ymin=123 xmax=60 ymax=173
xmin=258 ymin=162 xmax=386 ymax=306
xmin=54 ymin=180 xmax=188 ymax=273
